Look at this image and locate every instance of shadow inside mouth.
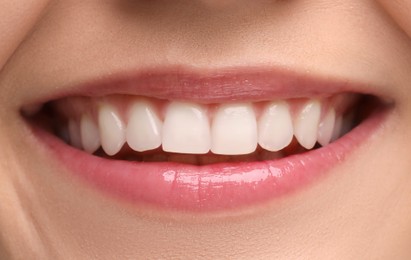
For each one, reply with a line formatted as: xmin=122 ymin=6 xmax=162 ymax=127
xmin=92 ymin=140 xmax=308 ymax=165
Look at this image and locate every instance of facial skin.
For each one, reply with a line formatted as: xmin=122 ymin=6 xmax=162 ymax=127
xmin=1 ymin=1 xmax=411 ymax=259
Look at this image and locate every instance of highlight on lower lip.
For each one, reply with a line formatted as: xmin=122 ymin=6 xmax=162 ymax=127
xmin=31 ymin=107 xmax=388 ymax=211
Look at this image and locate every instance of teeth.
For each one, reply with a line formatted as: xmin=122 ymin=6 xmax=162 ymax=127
xmin=211 ymin=103 xmax=257 ymax=155
xmin=258 ymin=101 xmax=293 ymax=152
xmin=294 ymin=100 xmax=322 ymax=149
xmin=80 ymin=115 xmax=101 ymax=154
xmin=67 ymin=98 xmax=350 ymax=156
xmin=58 ymin=127 xmax=70 ymax=144
xmin=331 ymin=115 xmax=343 ymax=142
xmin=317 ymin=108 xmax=336 ymax=146
xmin=68 ymin=119 xmax=82 ymax=149
xmin=98 ymin=104 xmax=126 ymax=156
xmin=162 ymin=102 xmax=211 ymax=154
xmin=341 ymin=111 xmax=355 ymax=136
xmin=126 ymin=100 xmax=162 ymax=152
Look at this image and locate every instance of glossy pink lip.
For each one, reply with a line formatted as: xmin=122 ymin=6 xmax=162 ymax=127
xmin=25 ymin=68 xmax=390 ymax=212
xmin=32 ymin=108 xmax=386 ymax=211
xmin=32 ymin=67 xmax=376 ymax=104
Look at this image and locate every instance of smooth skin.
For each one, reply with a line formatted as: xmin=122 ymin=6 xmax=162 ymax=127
xmin=1 ymin=1 xmax=411 ymax=259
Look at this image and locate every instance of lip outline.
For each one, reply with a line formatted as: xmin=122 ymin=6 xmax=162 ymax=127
xmin=21 ymin=66 xmax=392 ymax=106
xmin=20 ymin=67 xmax=393 ymax=212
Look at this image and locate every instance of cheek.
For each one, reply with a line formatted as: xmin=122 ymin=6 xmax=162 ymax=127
xmin=377 ymin=0 xmax=411 ymax=38
xmin=0 ymin=0 xmax=50 ymax=70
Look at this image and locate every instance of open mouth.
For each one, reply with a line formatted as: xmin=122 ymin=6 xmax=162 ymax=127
xmin=22 ymin=68 xmax=392 ymax=212
xmin=31 ymin=94 xmax=362 ymax=162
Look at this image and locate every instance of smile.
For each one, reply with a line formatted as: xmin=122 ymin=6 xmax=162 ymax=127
xmin=22 ymin=67 xmax=392 ymax=212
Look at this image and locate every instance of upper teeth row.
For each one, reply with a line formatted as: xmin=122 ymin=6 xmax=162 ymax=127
xmin=67 ymin=99 xmax=342 ymax=156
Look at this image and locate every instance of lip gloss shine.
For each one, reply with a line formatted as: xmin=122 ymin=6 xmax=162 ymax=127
xmin=26 ymin=68 xmax=390 ymax=211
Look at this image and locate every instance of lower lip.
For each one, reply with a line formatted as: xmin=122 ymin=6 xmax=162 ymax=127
xmin=30 ymin=108 xmax=388 ymax=212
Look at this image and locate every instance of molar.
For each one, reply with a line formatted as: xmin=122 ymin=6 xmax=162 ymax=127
xmin=331 ymin=115 xmax=343 ymax=142
xmin=317 ymin=108 xmax=336 ymax=146
xmin=80 ymin=114 xmax=101 ymax=154
xmin=68 ymin=119 xmax=82 ymax=149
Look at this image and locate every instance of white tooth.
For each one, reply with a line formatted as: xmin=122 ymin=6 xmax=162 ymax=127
xmin=317 ymin=108 xmax=336 ymax=147
xmin=68 ymin=119 xmax=82 ymax=149
xmin=162 ymin=102 xmax=211 ymax=154
xmin=126 ymin=100 xmax=162 ymax=152
xmin=294 ymin=100 xmax=321 ymax=149
xmin=211 ymin=103 xmax=257 ymax=155
xmin=331 ymin=115 xmax=343 ymax=141
xmin=258 ymin=101 xmax=293 ymax=152
xmin=98 ymin=104 xmax=126 ymax=156
xmin=80 ymin=115 xmax=100 ymax=154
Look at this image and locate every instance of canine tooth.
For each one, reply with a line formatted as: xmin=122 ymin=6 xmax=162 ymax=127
xmin=162 ymin=102 xmax=211 ymax=154
xmin=80 ymin=115 xmax=100 ymax=154
xmin=68 ymin=119 xmax=82 ymax=149
xmin=258 ymin=101 xmax=293 ymax=151
xmin=317 ymin=108 xmax=336 ymax=146
xmin=127 ymin=100 xmax=162 ymax=152
xmin=211 ymin=103 xmax=257 ymax=155
xmin=294 ymin=100 xmax=321 ymax=149
xmin=98 ymin=104 xmax=126 ymax=156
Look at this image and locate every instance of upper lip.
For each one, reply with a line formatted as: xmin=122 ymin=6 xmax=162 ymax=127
xmin=22 ymin=66 xmax=390 ymax=106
